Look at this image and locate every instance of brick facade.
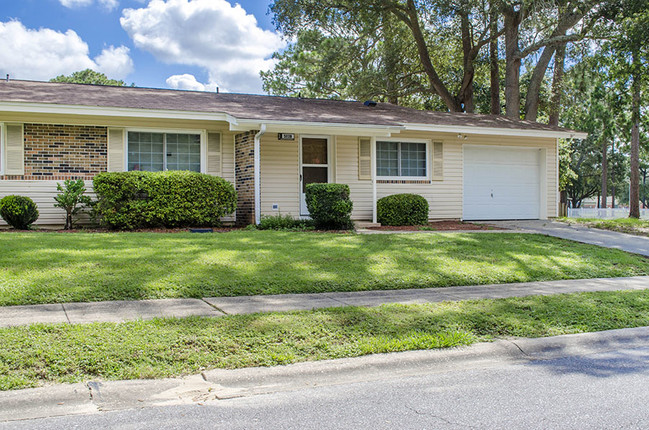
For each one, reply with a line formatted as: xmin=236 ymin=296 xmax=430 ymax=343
xmin=1 ymin=124 xmax=108 ymax=180
xmin=234 ymin=131 xmax=257 ymax=226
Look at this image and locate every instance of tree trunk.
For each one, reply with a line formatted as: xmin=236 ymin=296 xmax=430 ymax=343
xmin=382 ymin=8 xmax=399 ymax=105
xmin=503 ymin=8 xmax=522 ymax=119
xmin=489 ymin=3 xmax=501 ymax=115
xmin=65 ymin=212 xmax=72 ymax=230
xmin=399 ymin=0 xmax=462 ymax=111
xmin=548 ymin=43 xmax=566 ymax=126
xmin=458 ymin=10 xmax=475 ymax=112
xmin=524 ymin=45 xmax=557 ymax=121
xmin=630 ymin=68 xmax=641 ymax=218
xmin=601 ymin=140 xmax=608 ymax=209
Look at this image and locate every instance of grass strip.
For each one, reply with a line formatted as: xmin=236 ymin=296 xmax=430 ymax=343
xmin=2 ymin=289 xmax=649 ymax=391
xmin=1 ymin=231 xmax=648 ymax=306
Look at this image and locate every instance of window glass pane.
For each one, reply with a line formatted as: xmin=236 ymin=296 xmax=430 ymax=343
xmin=376 ymin=141 xmax=398 ymax=176
xmin=166 ymin=133 xmax=201 ymax=172
xmin=302 ymin=138 xmax=328 ymax=164
xmin=128 ymin=132 xmax=164 ymax=171
xmin=400 ymin=142 xmax=426 ymax=177
xmin=302 ymin=166 xmax=328 ymax=192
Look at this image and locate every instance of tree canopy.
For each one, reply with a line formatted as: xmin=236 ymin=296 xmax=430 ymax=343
xmin=50 ymin=69 xmax=129 ymax=87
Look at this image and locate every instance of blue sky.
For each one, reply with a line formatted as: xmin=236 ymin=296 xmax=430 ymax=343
xmin=0 ymin=0 xmax=282 ymax=93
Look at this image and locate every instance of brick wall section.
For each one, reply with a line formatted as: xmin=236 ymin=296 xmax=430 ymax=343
xmin=1 ymin=124 xmax=108 ymax=180
xmin=234 ymin=131 xmax=257 ymax=226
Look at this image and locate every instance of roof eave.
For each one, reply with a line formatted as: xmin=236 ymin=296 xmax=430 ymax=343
xmin=230 ymin=119 xmax=404 ymax=137
xmin=0 ymin=101 xmax=234 ymax=123
xmin=403 ymin=123 xmax=588 ymax=140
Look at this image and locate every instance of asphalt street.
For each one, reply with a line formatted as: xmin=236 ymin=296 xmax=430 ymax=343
xmin=5 ymin=343 xmax=649 ymax=430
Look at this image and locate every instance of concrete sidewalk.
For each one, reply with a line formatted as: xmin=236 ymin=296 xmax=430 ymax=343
xmin=2 ymin=276 xmax=648 ymax=328
xmin=487 ymin=220 xmax=649 ymax=257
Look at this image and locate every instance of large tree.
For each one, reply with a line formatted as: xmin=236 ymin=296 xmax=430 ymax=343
xmin=267 ymin=0 xmax=609 ymax=120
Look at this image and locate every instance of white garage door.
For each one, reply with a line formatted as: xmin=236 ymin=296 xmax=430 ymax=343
xmin=463 ymin=146 xmax=541 ymax=220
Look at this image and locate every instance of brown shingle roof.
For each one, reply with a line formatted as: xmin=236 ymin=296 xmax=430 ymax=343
xmin=0 ymin=79 xmax=580 ymax=134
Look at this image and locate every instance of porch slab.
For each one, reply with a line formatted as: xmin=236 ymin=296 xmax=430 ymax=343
xmin=63 ymin=299 xmax=223 ymax=324
xmin=0 ymin=303 xmax=68 ymax=327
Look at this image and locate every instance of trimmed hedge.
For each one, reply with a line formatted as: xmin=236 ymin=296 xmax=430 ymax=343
xmin=377 ymin=193 xmax=429 ymax=226
xmin=256 ymin=214 xmax=314 ymax=231
xmin=305 ymin=183 xmax=354 ymax=230
xmin=0 ymin=195 xmax=39 ymax=229
xmin=93 ymin=171 xmax=236 ymax=230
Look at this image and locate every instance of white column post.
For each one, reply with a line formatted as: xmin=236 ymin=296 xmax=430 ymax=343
xmin=371 ymin=136 xmax=377 ymax=224
xmin=254 ymin=124 xmax=267 ymax=225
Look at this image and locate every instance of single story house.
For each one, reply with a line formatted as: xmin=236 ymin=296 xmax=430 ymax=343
xmin=0 ymin=79 xmax=586 ymax=226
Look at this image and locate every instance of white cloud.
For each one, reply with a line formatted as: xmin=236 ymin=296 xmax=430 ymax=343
xmin=0 ymin=20 xmax=133 ymax=81
xmin=95 ymin=45 xmax=134 ymax=79
xmin=120 ymin=0 xmax=286 ymax=93
xmin=59 ymin=0 xmax=119 ymax=11
xmin=166 ymin=74 xmax=217 ymax=91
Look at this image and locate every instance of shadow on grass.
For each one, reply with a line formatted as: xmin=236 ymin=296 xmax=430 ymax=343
xmin=1 ymin=231 xmax=648 ymax=306
xmin=3 ymin=290 xmax=649 ymax=389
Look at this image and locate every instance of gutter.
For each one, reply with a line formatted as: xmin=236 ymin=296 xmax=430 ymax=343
xmin=254 ymin=125 xmax=267 ymax=225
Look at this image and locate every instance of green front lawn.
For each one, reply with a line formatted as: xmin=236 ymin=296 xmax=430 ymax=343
xmin=2 ymin=289 xmax=649 ymax=390
xmin=563 ymin=217 xmax=649 ymax=237
xmin=1 ymin=231 xmax=648 ymax=306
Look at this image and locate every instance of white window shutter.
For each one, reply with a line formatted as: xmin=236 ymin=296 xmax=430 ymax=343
xmin=206 ymin=132 xmax=222 ymax=176
xmin=358 ymin=138 xmax=371 ymax=180
xmin=432 ymin=141 xmax=443 ymax=180
xmin=107 ymin=128 xmax=125 ymax=172
xmin=5 ymin=124 xmax=24 ymax=175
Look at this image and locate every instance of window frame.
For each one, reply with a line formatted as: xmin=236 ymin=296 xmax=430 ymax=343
xmin=124 ymin=128 xmax=207 ymax=173
xmin=375 ymin=137 xmax=430 ymax=180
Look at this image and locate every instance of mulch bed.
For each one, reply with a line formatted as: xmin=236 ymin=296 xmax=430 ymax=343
xmin=367 ymin=221 xmax=502 ymax=231
xmin=0 ymin=227 xmax=243 ymax=234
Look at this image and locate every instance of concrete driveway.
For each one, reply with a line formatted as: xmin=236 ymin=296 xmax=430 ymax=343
xmin=487 ymin=220 xmax=649 ymax=257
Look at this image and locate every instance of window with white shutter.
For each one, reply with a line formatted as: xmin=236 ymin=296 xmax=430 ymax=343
xmin=206 ymin=132 xmax=222 ymax=176
xmin=358 ymin=138 xmax=371 ymax=180
xmin=5 ymin=124 xmax=24 ymax=176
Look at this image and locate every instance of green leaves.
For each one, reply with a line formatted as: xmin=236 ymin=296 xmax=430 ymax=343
xmin=49 ymin=69 xmax=129 ymax=86
xmin=305 ymin=183 xmax=354 ymax=230
xmin=92 ymin=171 xmax=237 ymax=230
xmin=53 ymin=179 xmax=93 ymax=230
xmin=0 ymin=195 xmax=39 ymax=230
xmin=377 ymin=194 xmax=429 ymax=226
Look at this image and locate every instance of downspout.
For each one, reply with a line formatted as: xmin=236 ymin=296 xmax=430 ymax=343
xmin=371 ymin=136 xmax=377 ymax=224
xmin=254 ymin=125 xmax=266 ymax=225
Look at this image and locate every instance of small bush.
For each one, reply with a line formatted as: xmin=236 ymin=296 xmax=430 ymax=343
xmin=377 ymin=194 xmax=429 ymax=226
xmin=93 ymin=171 xmax=237 ymax=230
xmin=258 ymin=214 xmax=314 ymax=230
xmin=305 ymin=183 xmax=353 ymax=230
xmin=0 ymin=195 xmax=39 ymax=229
xmin=54 ymin=179 xmax=93 ymax=230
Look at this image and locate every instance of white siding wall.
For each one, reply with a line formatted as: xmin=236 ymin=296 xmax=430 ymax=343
xmin=0 ymin=180 xmax=94 ymax=227
xmin=258 ymin=130 xmax=558 ymax=221
xmin=260 ymin=133 xmax=300 ymax=217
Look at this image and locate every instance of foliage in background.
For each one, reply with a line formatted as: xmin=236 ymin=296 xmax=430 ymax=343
xmin=53 ymin=179 xmax=93 ymax=230
xmin=305 ymin=183 xmax=354 ymax=230
xmin=50 ymin=69 xmax=129 ymax=86
xmin=0 ymin=195 xmax=39 ymax=229
xmin=377 ymin=193 xmax=429 ymax=226
xmin=92 ymin=171 xmax=236 ymax=230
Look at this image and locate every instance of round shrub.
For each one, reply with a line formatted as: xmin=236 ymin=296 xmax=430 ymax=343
xmin=93 ymin=171 xmax=237 ymax=230
xmin=305 ymin=183 xmax=354 ymax=230
xmin=0 ymin=195 xmax=39 ymax=229
xmin=377 ymin=194 xmax=429 ymax=226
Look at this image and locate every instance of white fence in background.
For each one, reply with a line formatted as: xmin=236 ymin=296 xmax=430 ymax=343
xmin=567 ymin=207 xmax=649 ymax=219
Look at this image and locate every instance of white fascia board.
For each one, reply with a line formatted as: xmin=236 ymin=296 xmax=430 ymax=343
xmin=230 ymin=119 xmax=402 ymax=137
xmin=403 ymin=123 xmax=588 ymax=139
xmin=0 ymin=101 xmax=232 ymax=123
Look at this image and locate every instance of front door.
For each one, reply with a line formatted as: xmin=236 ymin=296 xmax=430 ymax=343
xmin=300 ymin=137 xmax=330 ymax=215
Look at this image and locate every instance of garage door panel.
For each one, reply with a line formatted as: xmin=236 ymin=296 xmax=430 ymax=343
xmin=464 ymin=146 xmax=541 ymax=221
